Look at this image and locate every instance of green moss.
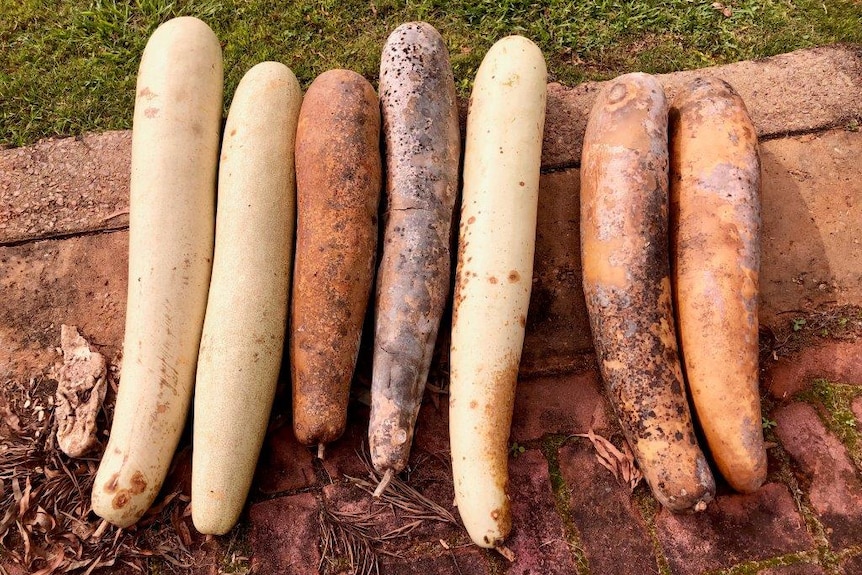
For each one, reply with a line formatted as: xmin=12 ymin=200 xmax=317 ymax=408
xmin=797 ymin=379 xmax=862 ymax=469
xmin=707 ymin=551 xmax=820 ymax=575
xmin=630 ymin=487 xmax=672 ymax=575
xmin=540 ymin=434 xmax=590 ymax=574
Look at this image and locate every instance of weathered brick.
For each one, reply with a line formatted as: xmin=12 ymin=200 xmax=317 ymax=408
xmin=765 ymin=341 xmax=862 ymax=400
xmin=380 ymin=547 xmax=490 ymax=574
xmin=840 ymin=553 xmax=862 ymax=574
xmin=255 ymin=421 xmax=318 ymax=495
xmin=521 ymin=169 xmax=592 ymax=377
xmin=506 ymin=449 xmax=576 ymax=575
xmin=320 ymin=402 xmax=373 ymax=481
xmin=0 ymin=232 xmax=128 ymax=379
xmin=541 ymin=45 xmax=862 ymax=168
xmin=249 ymin=493 xmax=320 ymax=575
xmin=774 ymin=402 xmax=862 ymax=548
xmin=511 ymin=370 xmax=609 ymax=442
xmin=759 ymin=563 xmax=825 ymax=575
xmin=758 ymin=131 xmax=862 ymax=328
xmin=0 ymin=131 xmax=131 ymax=244
xmin=559 ymin=441 xmax=659 ymax=575
xmin=412 ymin=396 xmax=450 ymax=457
xmin=655 ymin=483 xmax=813 ymax=575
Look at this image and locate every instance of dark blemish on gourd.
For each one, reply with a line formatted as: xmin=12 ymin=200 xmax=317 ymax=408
xmin=519 ymin=181 xmax=525 ymax=187
xmin=507 ymin=270 xmax=520 ymax=283
xmin=470 ymin=400 xmax=478 ymax=409
xmin=112 ymin=492 xmax=130 ymax=509
xmin=130 ymin=471 xmax=147 ymax=495
xmin=489 ymin=276 xmax=498 ymax=284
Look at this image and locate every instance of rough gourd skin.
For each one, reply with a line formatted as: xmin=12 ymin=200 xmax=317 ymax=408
xmin=580 ymin=73 xmax=715 ymax=513
xmin=91 ymin=17 xmax=222 ymax=527
xmin=670 ymin=76 xmax=767 ymax=494
xmin=191 ymin=62 xmax=302 ymax=535
xmin=369 ymin=22 xmax=460 ymax=478
xmin=291 ymin=70 xmax=382 ymax=448
xmin=450 ymin=35 xmax=546 ymax=549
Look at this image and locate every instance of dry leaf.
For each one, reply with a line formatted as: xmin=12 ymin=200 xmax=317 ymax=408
xmin=574 ymin=430 xmax=643 ymax=492
xmin=55 ymin=325 xmax=108 ymax=458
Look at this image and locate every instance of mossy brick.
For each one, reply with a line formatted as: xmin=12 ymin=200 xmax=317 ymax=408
xmin=558 ymin=441 xmax=660 ymax=575
xmin=765 ymin=341 xmax=862 ymax=400
xmin=774 ymin=402 xmax=862 ymax=549
xmin=506 ymin=449 xmax=577 ymax=575
xmin=655 ymin=483 xmax=814 ymax=575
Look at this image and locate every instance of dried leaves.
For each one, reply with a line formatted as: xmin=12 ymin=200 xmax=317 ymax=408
xmin=0 ymin=376 xmax=191 ymax=574
xmin=318 ymin=452 xmax=459 ymax=575
xmin=54 ymin=326 xmax=107 ymax=458
xmin=573 ymin=430 xmax=643 ymax=493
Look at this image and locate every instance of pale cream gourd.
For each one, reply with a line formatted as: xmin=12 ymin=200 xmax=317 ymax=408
xmin=91 ymin=16 xmax=222 ymax=527
xmin=191 ymin=62 xmax=302 ymax=535
xmin=449 ymin=35 xmax=546 ymax=551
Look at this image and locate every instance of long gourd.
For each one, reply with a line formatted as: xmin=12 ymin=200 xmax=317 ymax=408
xmin=449 ymin=35 xmax=546 ymax=551
xmin=291 ymin=70 xmax=382 ymax=455
xmin=191 ymin=62 xmax=302 ymax=535
xmin=369 ymin=22 xmax=460 ymax=493
xmin=580 ymin=72 xmax=715 ymax=512
xmin=91 ymin=17 xmax=222 ymax=527
xmin=670 ymin=76 xmax=767 ymax=494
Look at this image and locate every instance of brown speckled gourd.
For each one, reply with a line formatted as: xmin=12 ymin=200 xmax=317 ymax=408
xmin=580 ymin=72 xmax=715 ymax=513
xmin=369 ymin=22 xmax=460 ymax=490
xmin=670 ymin=76 xmax=767 ymax=494
xmin=291 ymin=69 xmax=381 ymax=454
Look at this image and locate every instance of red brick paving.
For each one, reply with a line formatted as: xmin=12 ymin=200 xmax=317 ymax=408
xmin=774 ymin=402 xmax=862 ymax=549
xmin=558 ymin=441 xmax=660 ymax=575
xmin=654 ymin=483 xmax=814 ymax=575
xmin=380 ymin=547 xmax=491 ymax=574
xmin=765 ymin=340 xmax=862 ymax=400
xmin=255 ymin=421 xmax=318 ymax=495
xmin=507 ymin=449 xmax=577 ymax=575
xmin=249 ymin=492 xmax=321 ymax=575
xmin=840 ymin=553 xmax=862 ymax=574
xmin=759 ymin=563 xmax=825 ymax=575
xmin=510 ymin=370 xmax=609 ymax=442
xmin=320 ymin=402 xmax=374 ymax=481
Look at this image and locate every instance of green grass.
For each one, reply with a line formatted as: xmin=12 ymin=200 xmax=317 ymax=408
xmin=1 ymin=0 xmax=862 ymax=147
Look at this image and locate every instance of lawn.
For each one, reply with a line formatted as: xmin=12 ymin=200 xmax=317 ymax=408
xmin=1 ymin=0 xmax=861 ymax=148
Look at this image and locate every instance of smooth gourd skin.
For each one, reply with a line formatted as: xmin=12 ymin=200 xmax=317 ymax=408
xmin=449 ymin=36 xmax=546 ymax=549
xmin=580 ymin=73 xmax=715 ymax=513
xmin=369 ymin=22 xmax=460 ymax=477
xmin=92 ymin=17 xmax=222 ymax=527
xmin=291 ymin=70 xmax=382 ymax=447
xmin=670 ymin=76 xmax=767 ymax=494
xmin=191 ymin=62 xmax=302 ymax=535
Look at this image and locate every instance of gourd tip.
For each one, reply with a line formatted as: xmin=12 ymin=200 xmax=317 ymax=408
xmin=373 ymin=469 xmax=394 ymax=498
